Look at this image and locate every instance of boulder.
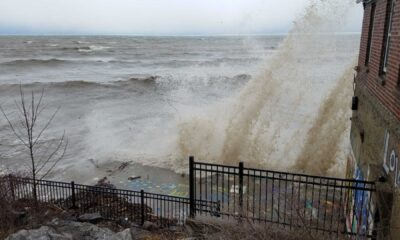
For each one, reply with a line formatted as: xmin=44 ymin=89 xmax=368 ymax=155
xmin=77 ymin=212 xmax=103 ymax=223
xmin=6 ymin=226 xmax=70 ymax=240
xmin=54 ymin=221 xmax=118 ymax=239
xmin=115 ymin=229 xmax=133 ymax=240
xmin=130 ymin=227 xmax=150 ymax=240
xmin=6 ymin=221 xmax=134 ymax=240
xmin=142 ymin=221 xmax=159 ymax=231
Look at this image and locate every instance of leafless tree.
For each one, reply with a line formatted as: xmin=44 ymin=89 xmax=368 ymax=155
xmin=0 ymin=86 xmax=67 ymax=201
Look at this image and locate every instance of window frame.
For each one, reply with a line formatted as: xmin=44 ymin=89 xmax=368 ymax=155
xmin=365 ymin=3 xmax=376 ymax=66
xmin=381 ymin=0 xmax=395 ymax=74
xmin=398 ymin=64 xmax=400 ymax=87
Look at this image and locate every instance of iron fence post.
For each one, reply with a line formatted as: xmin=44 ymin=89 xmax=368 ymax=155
xmin=215 ymin=200 xmax=221 ymax=217
xmin=239 ymin=162 xmax=244 ymax=217
xmin=9 ymin=176 xmax=15 ymax=201
xmin=189 ymin=156 xmax=195 ymax=218
xmin=71 ymin=181 xmax=76 ymax=208
xmin=141 ymin=189 xmax=145 ymax=225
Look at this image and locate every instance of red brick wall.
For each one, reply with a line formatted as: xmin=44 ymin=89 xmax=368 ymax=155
xmin=357 ymin=0 xmax=400 ymax=120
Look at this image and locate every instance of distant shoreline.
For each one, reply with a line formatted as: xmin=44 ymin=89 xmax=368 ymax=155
xmin=0 ymin=32 xmax=361 ymax=37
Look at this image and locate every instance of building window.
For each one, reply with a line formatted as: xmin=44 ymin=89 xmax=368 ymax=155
xmin=381 ymin=0 xmax=395 ymax=74
xmin=398 ymin=64 xmax=400 ymax=87
xmin=365 ymin=3 xmax=376 ymax=66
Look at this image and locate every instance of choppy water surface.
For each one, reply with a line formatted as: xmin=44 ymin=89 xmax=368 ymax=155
xmin=0 ymin=36 xmax=279 ymax=180
xmin=0 ymin=31 xmax=359 ymax=185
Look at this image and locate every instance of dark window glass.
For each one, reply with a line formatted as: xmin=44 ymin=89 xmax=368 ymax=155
xmin=365 ymin=3 xmax=376 ymax=66
xmin=381 ymin=0 xmax=395 ymax=74
xmin=398 ymin=65 xmax=400 ymax=87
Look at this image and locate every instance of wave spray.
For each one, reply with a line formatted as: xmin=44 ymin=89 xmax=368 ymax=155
xmin=174 ymin=0 xmax=358 ymax=177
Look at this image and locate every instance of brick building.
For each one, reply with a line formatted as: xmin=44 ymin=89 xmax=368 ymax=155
xmin=350 ymin=0 xmax=400 ymax=238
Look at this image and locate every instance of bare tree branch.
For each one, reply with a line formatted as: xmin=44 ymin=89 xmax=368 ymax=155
xmin=32 ymin=107 xmax=60 ymax=147
xmin=33 ymin=88 xmax=45 ymax=124
xmin=14 ymin=100 xmax=26 ymax=123
xmin=1 ymin=86 xmax=68 ymax=202
xmin=36 ymin=131 xmax=66 ymax=174
xmin=41 ymin=139 xmax=68 ymax=179
xmin=0 ymin=105 xmax=29 ymax=147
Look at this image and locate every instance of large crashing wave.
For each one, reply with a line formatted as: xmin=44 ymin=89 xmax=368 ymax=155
xmin=174 ymin=0 xmax=358 ymax=177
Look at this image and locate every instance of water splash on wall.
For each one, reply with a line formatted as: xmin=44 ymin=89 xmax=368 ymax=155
xmin=293 ymin=63 xmax=355 ymax=177
xmin=174 ymin=0 xmax=358 ymax=176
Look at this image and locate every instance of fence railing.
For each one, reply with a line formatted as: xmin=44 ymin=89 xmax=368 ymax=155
xmin=2 ymin=157 xmax=377 ymax=238
xmin=189 ymin=157 xmax=376 ymax=239
xmin=2 ymin=175 xmax=219 ymax=227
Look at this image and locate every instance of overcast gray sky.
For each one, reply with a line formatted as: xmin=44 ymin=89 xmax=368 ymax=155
xmin=0 ymin=0 xmax=363 ymax=35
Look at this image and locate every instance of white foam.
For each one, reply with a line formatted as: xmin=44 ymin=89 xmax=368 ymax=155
xmin=172 ymin=0 xmax=359 ymax=176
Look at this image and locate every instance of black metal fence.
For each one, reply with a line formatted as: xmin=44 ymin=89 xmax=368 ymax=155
xmin=189 ymin=157 xmax=376 ymax=239
xmin=2 ymin=175 xmax=219 ymax=227
xmin=1 ymin=158 xmax=377 ymax=238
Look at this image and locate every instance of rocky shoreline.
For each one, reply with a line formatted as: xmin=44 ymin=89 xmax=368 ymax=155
xmin=6 ymin=211 xmax=187 ymax=240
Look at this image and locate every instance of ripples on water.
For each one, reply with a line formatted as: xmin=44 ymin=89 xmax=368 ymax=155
xmin=0 ymin=33 xmax=359 ymax=182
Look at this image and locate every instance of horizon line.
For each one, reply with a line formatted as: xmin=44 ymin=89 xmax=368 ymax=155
xmin=0 ymin=31 xmax=361 ymax=37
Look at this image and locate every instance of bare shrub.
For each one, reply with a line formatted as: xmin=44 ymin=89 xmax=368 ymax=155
xmin=0 ymin=86 xmax=68 ymax=202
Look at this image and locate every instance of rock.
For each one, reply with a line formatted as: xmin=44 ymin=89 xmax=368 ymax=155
xmin=116 ymin=217 xmax=130 ymax=228
xmin=142 ymin=221 xmax=159 ymax=231
xmin=54 ymin=221 xmax=130 ymax=240
xmin=115 ymin=229 xmax=133 ymax=240
xmin=61 ymin=211 xmax=78 ymax=222
xmin=57 ymin=221 xmax=113 ymax=239
xmin=6 ymin=221 xmax=135 ymax=240
xmin=6 ymin=226 xmax=70 ymax=240
xmin=130 ymin=227 xmax=150 ymax=240
xmin=78 ymin=212 xmax=103 ymax=223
